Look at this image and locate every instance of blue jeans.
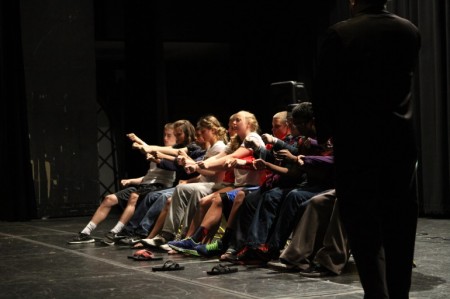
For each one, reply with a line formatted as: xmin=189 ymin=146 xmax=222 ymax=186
xmin=267 ymin=185 xmax=328 ymax=250
xmin=124 ymin=187 xmax=175 ymax=236
xmin=233 ymin=187 xmax=289 ymax=250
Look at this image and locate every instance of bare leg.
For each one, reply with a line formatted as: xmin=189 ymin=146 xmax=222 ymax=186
xmin=199 ymin=189 xmax=246 ymax=243
xmin=226 ymin=190 xmax=246 ymax=229
xmin=117 ymin=192 xmax=140 ymax=225
xmin=147 ymin=197 xmax=172 ymax=239
xmin=132 ymin=197 xmax=173 ymax=248
xmin=91 ymin=194 xmax=119 ymax=225
xmin=185 ymin=193 xmax=214 ymax=236
xmin=186 ymin=187 xmax=234 ymax=237
xmin=200 ymin=193 xmax=225 ymax=230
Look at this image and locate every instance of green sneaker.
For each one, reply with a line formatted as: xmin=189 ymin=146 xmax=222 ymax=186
xmin=196 ymin=240 xmax=225 ymax=257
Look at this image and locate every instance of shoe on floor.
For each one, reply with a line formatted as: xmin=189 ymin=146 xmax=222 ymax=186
xmin=235 ymin=245 xmax=268 ymax=265
xmin=236 ymin=245 xmax=258 ymax=261
xmin=102 ymin=231 xmax=126 ymax=245
xmin=299 ymin=264 xmax=335 ymax=278
xmin=168 ymin=237 xmax=200 ymax=256
xmin=254 ymin=243 xmax=278 ymax=262
xmin=196 ymin=240 xmax=225 ymax=257
xmin=159 ymin=244 xmax=172 ymax=251
xmin=119 ymin=235 xmax=141 ymax=245
xmin=119 ymin=234 xmax=146 ymax=245
xmin=267 ymin=260 xmax=301 ymax=272
xmin=67 ymin=232 xmax=95 ymax=244
xmin=140 ymin=234 xmax=167 ymax=248
xmin=219 ymin=249 xmax=238 ymax=262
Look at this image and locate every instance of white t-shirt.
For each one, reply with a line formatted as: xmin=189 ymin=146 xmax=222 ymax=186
xmin=198 ymin=140 xmax=227 ymax=183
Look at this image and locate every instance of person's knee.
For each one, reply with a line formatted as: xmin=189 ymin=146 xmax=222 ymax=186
xmin=127 ymin=192 xmax=140 ymax=206
xmin=200 ymin=196 xmax=213 ymax=208
xmin=102 ymin=194 xmax=118 ymax=206
xmin=310 ymin=192 xmax=336 ymax=208
xmin=209 ymin=193 xmax=223 ymax=205
xmin=233 ymin=191 xmax=246 ymax=205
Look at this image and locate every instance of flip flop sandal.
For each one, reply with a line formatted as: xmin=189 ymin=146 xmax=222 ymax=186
xmin=207 ymin=263 xmax=238 ymax=275
xmin=152 ymin=260 xmax=185 ymax=271
xmin=128 ymin=249 xmax=163 ymax=261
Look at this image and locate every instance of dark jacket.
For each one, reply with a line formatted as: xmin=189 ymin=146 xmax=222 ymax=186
xmin=313 ymin=5 xmax=420 ymax=164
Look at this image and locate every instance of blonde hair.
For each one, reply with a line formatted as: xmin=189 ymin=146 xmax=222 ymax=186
xmin=164 ymin=122 xmax=174 ymax=130
xmin=236 ymin=110 xmax=260 ymax=132
xmin=273 ymin=111 xmax=288 ymax=123
xmin=196 ymin=115 xmax=229 ymax=143
xmin=228 ymin=110 xmax=260 ymax=151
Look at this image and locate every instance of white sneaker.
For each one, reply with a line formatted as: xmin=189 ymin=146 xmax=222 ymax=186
xmin=141 ymin=235 xmax=167 ymax=248
xmin=159 ymin=244 xmax=171 ymax=251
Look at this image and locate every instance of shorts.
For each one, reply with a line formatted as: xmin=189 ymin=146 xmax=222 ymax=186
xmin=221 ymin=186 xmax=259 ymax=219
xmin=115 ymin=183 xmax=166 ymax=209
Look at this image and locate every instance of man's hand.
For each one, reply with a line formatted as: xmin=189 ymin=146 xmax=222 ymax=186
xmin=121 ymin=179 xmax=131 ymax=187
xmin=297 ymin=155 xmax=305 ymax=166
xmin=184 ymin=162 xmax=198 ymax=174
xmin=223 ymin=157 xmax=244 ymax=169
xmin=126 ymin=133 xmax=147 ymax=146
xmin=244 ymin=136 xmax=261 ymax=152
xmin=274 ymin=149 xmax=297 ymax=163
xmin=197 ymin=160 xmax=207 ymax=169
xmin=262 ymin=133 xmax=275 ymax=144
xmin=253 ymin=159 xmax=267 ymax=170
xmin=176 ymin=155 xmax=186 ymax=166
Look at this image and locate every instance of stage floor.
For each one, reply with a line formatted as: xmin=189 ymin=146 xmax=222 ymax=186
xmin=0 ymin=216 xmax=449 ymax=298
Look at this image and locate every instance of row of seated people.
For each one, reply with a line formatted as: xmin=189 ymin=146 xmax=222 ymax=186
xmin=68 ymin=103 xmax=349 ymax=278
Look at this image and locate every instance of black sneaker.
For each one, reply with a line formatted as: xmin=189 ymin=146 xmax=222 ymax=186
xmin=102 ymin=231 xmax=126 ymax=245
xmin=299 ymin=264 xmax=335 ymax=278
xmin=119 ymin=234 xmax=145 ymax=245
xmin=68 ymin=232 xmax=95 ymax=244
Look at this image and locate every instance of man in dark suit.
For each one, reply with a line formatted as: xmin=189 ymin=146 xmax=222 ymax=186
xmin=312 ymin=0 xmax=421 ymax=298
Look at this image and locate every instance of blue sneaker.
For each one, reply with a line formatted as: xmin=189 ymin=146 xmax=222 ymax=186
xmin=196 ymin=240 xmax=225 ymax=257
xmin=168 ymin=237 xmax=200 ymax=256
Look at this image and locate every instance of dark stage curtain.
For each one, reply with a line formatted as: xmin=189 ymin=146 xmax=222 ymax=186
xmin=391 ymin=0 xmax=450 ymax=216
xmin=0 ymin=1 xmax=37 ymax=221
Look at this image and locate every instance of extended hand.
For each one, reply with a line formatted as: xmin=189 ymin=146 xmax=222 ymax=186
xmin=262 ymin=133 xmax=275 ymax=144
xmin=252 ymin=159 xmax=267 ymax=170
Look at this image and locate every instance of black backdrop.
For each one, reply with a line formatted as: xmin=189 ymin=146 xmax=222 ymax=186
xmin=1 ymin=0 xmax=449 ymax=220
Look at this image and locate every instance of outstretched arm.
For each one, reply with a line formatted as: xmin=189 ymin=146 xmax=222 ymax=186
xmin=126 ymin=133 xmax=147 ymax=146
xmin=198 ymin=147 xmax=253 ymax=170
xmin=133 ymin=142 xmax=187 ymax=157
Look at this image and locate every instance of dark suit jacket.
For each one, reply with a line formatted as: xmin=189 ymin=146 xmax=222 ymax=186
xmin=313 ymin=5 xmax=420 ymax=193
